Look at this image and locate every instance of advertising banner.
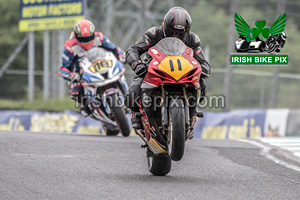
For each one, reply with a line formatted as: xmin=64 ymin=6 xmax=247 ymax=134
xmin=194 ymin=109 xmax=266 ymax=139
xmin=19 ymin=0 xmax=85 ymax=32
xmin=0 ymin=110 xmax=105 ymax=134
xmin=0 ymin=109 xmax=298 ymax=138
xmin=264 ymin=109 xmax=289 ymax=137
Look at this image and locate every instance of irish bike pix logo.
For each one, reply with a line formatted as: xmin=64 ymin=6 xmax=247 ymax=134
xmin=231 ymin=13 xmax=289 ymax=66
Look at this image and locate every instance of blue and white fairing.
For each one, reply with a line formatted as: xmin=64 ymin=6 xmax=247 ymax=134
xmin=78 ymin=48 xmax=129 ymax=127
xmin=80 ymin=48 xmax=126 ymax=86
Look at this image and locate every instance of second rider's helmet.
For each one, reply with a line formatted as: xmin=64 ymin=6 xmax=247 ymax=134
xmin=73 ymin=19 xmax=95 ymax=50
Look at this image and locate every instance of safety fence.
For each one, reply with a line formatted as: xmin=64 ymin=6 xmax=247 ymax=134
xmin=0 ymin=109 xmax=298 ymax=139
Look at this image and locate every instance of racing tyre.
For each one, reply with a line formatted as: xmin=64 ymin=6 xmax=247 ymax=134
xmin=106 ymin=129 xmax=119 ymax=136
xmin=111 ymin=94 xmax=131 ymax=137
xmin=103 ymin=124 xmax=119 ymax=136
xmin=147 ymin=151 xmax=171 ymax=176
xmin=168 ymin=98 xmax=185 ymax=161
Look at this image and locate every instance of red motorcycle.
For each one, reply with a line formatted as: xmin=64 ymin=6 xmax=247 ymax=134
xmin=134 ymin=37 xmax=203 ymax=176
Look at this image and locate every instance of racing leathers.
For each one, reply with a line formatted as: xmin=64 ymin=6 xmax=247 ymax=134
xmin=59 ymin=32 xmax=125 ymax=114
xmin=125 ymin=26 xmax=210 ymax=114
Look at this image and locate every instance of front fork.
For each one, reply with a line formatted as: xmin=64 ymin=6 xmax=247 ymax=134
xmin=160 ymin=84 xmax=191 ymax=141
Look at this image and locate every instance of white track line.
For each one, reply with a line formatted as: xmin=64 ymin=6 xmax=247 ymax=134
xmin=295 ymin=153 xmax=300 ymax=157
xmin=11 ymin=153 xmax=76 ymax=158
xmin=259 ymin=138 xmax=300 ymax=143
xmin=237 ymin=139 xmax=300 ymax=173
xmin=257 ymin=138 xmax=300 ymax=158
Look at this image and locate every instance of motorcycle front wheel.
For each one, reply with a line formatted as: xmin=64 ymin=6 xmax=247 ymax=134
xmin=110 ymin=93 xmax=131 ymax=137
xmin=168 ymin=98 xmax=185 ymax=161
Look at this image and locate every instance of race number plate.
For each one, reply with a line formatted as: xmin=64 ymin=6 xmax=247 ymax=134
xmin=89 ymin=59 xmax=113 ymax=73
xmin=158 ymin=56 xmax=194 ymax=81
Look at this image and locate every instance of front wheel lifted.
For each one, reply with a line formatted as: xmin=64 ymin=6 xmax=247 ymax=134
xmin=168 ymin=98 xmax=185 ymax=161
xmin=147 ymin=150 xmax=171 ymax=176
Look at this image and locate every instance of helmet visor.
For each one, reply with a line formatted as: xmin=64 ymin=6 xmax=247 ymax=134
xmin=75 ymin=34 xmax=95 ymax=44
xmin=165 ymin=27 xmax=188 ymax=41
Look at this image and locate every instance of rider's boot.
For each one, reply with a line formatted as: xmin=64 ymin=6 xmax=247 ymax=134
xmin=132 ymin=112 xmax=143 ymax=129
xmin=80 ymin=96 xmax=92 ymax=117
xmin=125 ymin=77 xmax=144 ymax=129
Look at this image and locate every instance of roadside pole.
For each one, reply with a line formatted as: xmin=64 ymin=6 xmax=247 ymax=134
xmin=43 ymin=30 xmax=50 ymax=100
xmin=224 ymin=0 xmax=239 ymax=110
xmin=58 ymin=30 xmax=65 ymax=99
xmin=28 ymin=31 xmax=35 ymax=102
xmin=270 ymin=0 xmax=286 ymax=108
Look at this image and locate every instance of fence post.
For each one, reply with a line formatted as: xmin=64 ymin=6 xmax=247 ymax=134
xmin=259 ymin=76 xmax=266 ymax=108
xmin=270 ymin=0 xmax=286 ymax=108
xmin=43 ymin=30 xmax=50 ymax=100
xmin=58 ymin=30 xmax=65 ymax=99
xmin=51 ymin=30 xmax=59 ymax=99
xmin=224 ymin=0 xmax=239 ymax=110
xmin=28 ymin=31 xmax=35 ymax=102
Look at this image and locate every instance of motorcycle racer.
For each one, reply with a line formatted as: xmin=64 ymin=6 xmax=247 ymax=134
xmin=59 ymin=19 xmax=126 ymax=116
xmin=125 ymin=7 xmax=211 ymax=129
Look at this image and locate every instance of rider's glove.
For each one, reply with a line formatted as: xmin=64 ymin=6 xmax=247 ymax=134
xmin=134 ymin=63 xmax=148 ymax=77
xmin=118 ymin=54 xmax=126 ymax=64
xmin=69 ymin=73 xmax=81 ymax=83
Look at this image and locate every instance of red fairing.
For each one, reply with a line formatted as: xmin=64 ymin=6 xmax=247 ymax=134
xmin=143 ymin=46 xmax=202 ymax=88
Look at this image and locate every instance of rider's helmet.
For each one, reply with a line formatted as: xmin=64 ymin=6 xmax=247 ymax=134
xmin=163 ymin=7 xmax=192 ymax=42
xmin=281 ymin=31 xmax=287 ymax=40
xmin=73 ymin=19 xmax=95 ymax=50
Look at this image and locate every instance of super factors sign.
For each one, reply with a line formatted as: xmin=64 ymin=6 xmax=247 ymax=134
xmin=19 ymin=0 xmax=85 ymax=32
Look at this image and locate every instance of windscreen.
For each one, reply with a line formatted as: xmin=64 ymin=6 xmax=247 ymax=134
xmin=87 ymin=47 xmax=110 ymax=62
xmin=154 ymin=37 xmax=186 ymax=56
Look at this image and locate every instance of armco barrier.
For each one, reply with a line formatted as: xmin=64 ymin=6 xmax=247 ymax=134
xmin=0 ymin=109 xmax=296 ymax=138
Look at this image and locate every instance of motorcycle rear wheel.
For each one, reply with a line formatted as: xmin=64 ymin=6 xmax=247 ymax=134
xmin=168 ymin=98 xmax=185 ymax=161
xmin=147 ymin=151 xmax=171 ymax=176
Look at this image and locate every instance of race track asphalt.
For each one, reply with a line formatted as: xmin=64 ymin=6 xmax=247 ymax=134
xmin=0 ymin=131 xmax=300 ymax=200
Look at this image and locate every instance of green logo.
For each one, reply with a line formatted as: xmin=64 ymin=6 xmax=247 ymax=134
xmin=235 ymin=13 xmax=286 ymax=41
xmin=234 ymin=13 xmax=287 ymax=53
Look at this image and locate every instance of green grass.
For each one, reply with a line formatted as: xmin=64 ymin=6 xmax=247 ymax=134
xmin=0 ymin=98 xmax=77 ymax=112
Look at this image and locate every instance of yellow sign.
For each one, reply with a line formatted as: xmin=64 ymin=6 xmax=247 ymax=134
xmin=19 ymin=16 xmax=84 ymax=32
xmin=89 ymin=60 xmax=113 ymax=73
xmin=158 ymin=56 xmax=194 ymax=81
xmin=19 ymin=0 xmax=85 ymax=32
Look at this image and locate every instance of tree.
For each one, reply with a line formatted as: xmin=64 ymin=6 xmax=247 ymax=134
xmin=0 ymin=0 xmax=44 ymax=99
